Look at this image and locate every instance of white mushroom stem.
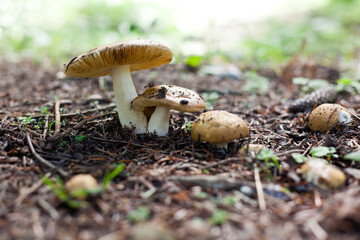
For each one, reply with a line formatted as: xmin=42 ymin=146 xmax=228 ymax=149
xmin=147 ymin=106 xmax=170 ymax=136
xmin=111 ymin=65 xmax=147 ymax=134
xmin=213 ymin=142 xmax=228 ymax=150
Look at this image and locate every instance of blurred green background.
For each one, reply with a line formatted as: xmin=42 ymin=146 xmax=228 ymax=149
xmin=1 ymin=0 xmax=359 ymax=75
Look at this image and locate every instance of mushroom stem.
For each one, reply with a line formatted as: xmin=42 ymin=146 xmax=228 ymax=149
xmin=111 ymin=65 xmax=147 ymax=134
xmin=213 ymin=142 xmax=228 ymax=150
xmin=147 ymin=106 xmax=170 ymax=136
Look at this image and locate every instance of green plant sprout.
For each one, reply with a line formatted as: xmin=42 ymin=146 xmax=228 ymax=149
xmin=310 ymin=146 xmax=338 ymax=160
xmin=75 ymin=134 xmax=85 ymax=143
xmin=185 ymin=121 xmax=192 ymax=132
xmin=292 ymin=153 xmax=307 ymax=163
xmin=256 ymin=149 xmax=280 ymax=180
xmin=209 ymin=209 xmax=229 ymax=225
xmin=344 ymin=151 xmax=360 ymax=162
xmin=42 ymin=175 xmax=90 ymax=208
xmin=334 ymin=77 xmax=360 ymax=94
xmin=43 ymin=163 xmax=125 ymax=208
xmin=257 ymin=149 xmax=280 ymax=169
xmin=128 ymin=206 xmax=151 ymax=223
xmin=40 ymin=106 xmax=50 ymax=115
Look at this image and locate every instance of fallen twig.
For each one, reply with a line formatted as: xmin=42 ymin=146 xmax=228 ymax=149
xmin=254 ymin=167 xmax=266 ymax=211
xmin=168 ymin=175 xmax=251 ymax=190
xmin=54 ymin=98 xmax=61 ymax=134
xmin=26 ymin=132 xmax=68 ymax=177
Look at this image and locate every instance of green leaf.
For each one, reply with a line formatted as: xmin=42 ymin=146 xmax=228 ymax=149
xmin=186 ymin=55 xmax=202 ymax=67
xmin=310 ymin=146 xmax=336 ymax=158
xmin=102 ymin=163 xmax=125 ymax=189
xmin=209 ymin=209 xmax=229 ymax=225
xmin=75 ymin=134 xmax=85 ymax=143
xmin=222 ymin=196 xmax=236 ymax=206
xmin=292 ymin=153 xmax=307 ymax=163
xmin=344 ymin=151 xmax=360 ymax=162
xmin=128 ymin=206 xmax=151 ymax=223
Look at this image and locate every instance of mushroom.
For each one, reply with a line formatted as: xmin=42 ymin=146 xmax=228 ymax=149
xmin=300 ymin=158 xmax=346 ymax=190
xmin=65 ymin=174 xmax=99 ymax=200
xmin=308 ymin=103 xmax=352 ymax=132
xmin=62 ymin=39 xmax=173 ymax=134
xmin=191 ymin=110 xmax=249 ymax=149
xmin=131 ymin=85 xmax=205 ymax=136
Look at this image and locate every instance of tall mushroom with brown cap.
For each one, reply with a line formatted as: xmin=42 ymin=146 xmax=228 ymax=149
xmin=62 ymin=39 xmax=173 ymax=134
xmin=191 ymin=110 xmax=249 ymax=149
xmin=131 ymin=84 xmax=205 ymax=136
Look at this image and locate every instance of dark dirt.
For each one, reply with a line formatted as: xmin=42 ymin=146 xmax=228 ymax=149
xmin=0 ymin=56 xmax=359 ymax=240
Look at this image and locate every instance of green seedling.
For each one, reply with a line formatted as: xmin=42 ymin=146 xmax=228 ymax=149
xmin=335 ymin=78 xmax=360 ymax=94
xmin=43 ymin=163 xmax=125 ymax=208
xmin=292 ymin=153 xmax=307 ymax=163
xmin=19 ymin=116 xmax=35 ymax=126
xmin=75 ymin=134 xmax=85 ymax=143
xmin=221 ymin=196 xmax=236 ymax=206
xmin=209 ymin=209 xmax=229 ymax=225
xmin=128 ymin=206 xmax=151 ymax=223
xmin=185 ymin=121 xmax=192 ymax=132
xmin=102 ymin=163 xmax=125 ymax=189
xmin=344 ymin=151 xmax=360 ymax=162
xmin=310 ymin=146 xmax=338 ymax=160
xmin=186 ymin=55 xmax=203 ymax=68
xmin=58 ymin=140 xmax=67 ymax=147
xmin=257 ymin=149 xmax=280 ymax=180
xmin=42 ymin=175 xmax=89 ymax=208
xmin=257 ymin=149 xmax=280 ymax=169
xmin=40 ymin=106 xmax=50 ymax=115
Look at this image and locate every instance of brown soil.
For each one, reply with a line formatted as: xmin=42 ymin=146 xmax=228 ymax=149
xmin=0 ymin=57 xmax=359 ymax=240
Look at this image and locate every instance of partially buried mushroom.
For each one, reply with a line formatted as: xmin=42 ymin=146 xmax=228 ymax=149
xmin=191 ymin=110 xmax=249 ymax=149
xmin=131 ymin=85 xmax=205 ymax=136
xmin=62 ymin=39 xmax=173 ymax=134
xmin=308 ymin=103 xmax=352 ymax=132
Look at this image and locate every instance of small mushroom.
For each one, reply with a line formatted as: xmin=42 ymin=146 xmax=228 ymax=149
xmin=308 ymin=103 xmax=352 ymax=132
xmin=300 ymin=158 xmax=346 ymax=190
xmin=132 ymin=85 xmax=205 ymax=136
xmin=65 ymin=174 xmax=98 ymax=200
xmin=62 ymin=39 xmax=173 ymax=134
xmin=191 ymin=110 xmax=249 ymax=149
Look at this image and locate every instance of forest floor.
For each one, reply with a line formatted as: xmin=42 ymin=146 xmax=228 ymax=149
xmin=0 ymin=56 xmax=359 ymax=240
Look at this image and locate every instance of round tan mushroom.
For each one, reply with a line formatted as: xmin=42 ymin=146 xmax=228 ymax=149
xmin=65 ymin=174 xmax=98 ymax=200
xmin=308 ymin=103 xmax=351 ymax=132
xmin=191 ymin=110 xmax=249 ymax=149
xmin=132 ymin=85 xmax=205 ymax=136
xmin=300 ymin=158 xmax=346 ymax=190
xmin=62 ymin=39 xmax=173 ymax=134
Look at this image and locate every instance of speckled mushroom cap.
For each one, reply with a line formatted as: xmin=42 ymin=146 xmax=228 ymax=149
xmin=131 ymin=85 xmax=205 ymax=112
xmin=308 ymin=103 xmax=351 ymax=132
xmin=62 ymin=39 xmax=173 ymax=77
xmin=191 ymin=110 xmax=249 ymax=144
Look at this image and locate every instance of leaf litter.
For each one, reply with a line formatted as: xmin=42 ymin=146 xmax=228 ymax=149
xmin=0 ymin=57 xmax=359 ymax=240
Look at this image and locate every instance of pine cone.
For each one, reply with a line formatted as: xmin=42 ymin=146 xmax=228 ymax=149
xmin=288 ymin=86 xmax=338 ymax=113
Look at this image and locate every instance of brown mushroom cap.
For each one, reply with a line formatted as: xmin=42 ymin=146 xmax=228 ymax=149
xmin=300 ymin=158 xmax=346 ymax=190
xmin=131 ymin=85 xmax=205 ymax=112
xmin=191 ymin=110 xmax=249 ymax=144
xmin=62 ymin=39 xmax=173 ymax=77
xmin=308 ymin=103 xmax=351 ymax=132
